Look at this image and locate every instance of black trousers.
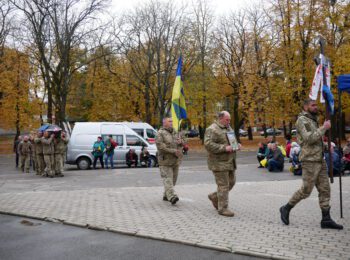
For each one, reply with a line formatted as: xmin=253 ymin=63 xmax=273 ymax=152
xmin=93 ymin=155 xmax=104 ymax=169
xmin=257 ymin=155 xmax=265 ymax=163
xmin=15 ymin=153 xmax=19 ymax=167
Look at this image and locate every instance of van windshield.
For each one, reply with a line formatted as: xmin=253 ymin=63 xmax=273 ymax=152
xmin=146 ymin=129 xmax=156 ymax=138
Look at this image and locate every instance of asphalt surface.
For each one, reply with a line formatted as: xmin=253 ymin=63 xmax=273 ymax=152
xmin=0 ymin=151 xmax=299 ymax=260
xmin=0 ymin=214 xmax=259 ymax=260
xmin=0 ymin=151 xmax=300 ymax=193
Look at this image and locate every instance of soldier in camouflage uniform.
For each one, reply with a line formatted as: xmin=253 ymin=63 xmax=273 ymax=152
xmin=204 ymin=111 xmax=240 ymax=217
xmin=54 ymin=132 xmax=69 ymax=177
xmin=18 ymin=135 xmax=32 ymax=173
xmin=34 ymin=131 xmax=45 ymax=176
xmin=280 ymin=99 xmax=343 ymax=229
xmin=156 ymin=117 xmax=184 ymax=205
xmin=41 ymin=131 xmax=55 ymax=178
xmin=29 ymin=133 xmax=37 ymax=173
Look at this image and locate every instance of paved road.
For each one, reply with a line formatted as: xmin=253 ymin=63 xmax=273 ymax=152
xmin=0 ymin=214 xmax=258 ymax=260
xmin=0 ymin=152 xmax=300 ymax=193
xmin=1 ymin=152 xmax=347 ymax=260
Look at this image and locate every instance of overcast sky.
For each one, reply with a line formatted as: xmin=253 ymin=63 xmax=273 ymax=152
xmin=110 ymin=0 xmax=263 ymax=16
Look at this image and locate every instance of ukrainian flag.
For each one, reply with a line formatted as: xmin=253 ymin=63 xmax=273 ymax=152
xmin=171 ymin=56 xmax=187 ymax=131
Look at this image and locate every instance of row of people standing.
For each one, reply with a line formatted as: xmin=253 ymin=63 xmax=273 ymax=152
xmin=91 ymin=135 xmax=153 ymax=169
xmin=14 ymin=131 xmax=69 ymax=177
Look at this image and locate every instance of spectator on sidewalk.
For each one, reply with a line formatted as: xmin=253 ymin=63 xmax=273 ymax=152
xmin=285 ymin=134 xmax=292 ymax=158
xmin=126 ymin=149 xmax=138 ymax=168
xmin=14 ymin=135 xmax=22 ymax=168
xmin=267 ymin=143 xmax=284 ymax=172
xmin=257 ymin=142 xmax=267 ymax=168
xmin=140 ymin=146 xmax=151 ymax=167
xmin=325 ymin=144 xmax=341 ymax=176
xmin=92 ymin=136 xmax=105 ymax=169
xmin=104 ymin=135 xmax=117 ymax=169
xmin=342 ymin=138 xmax=350 ymax=174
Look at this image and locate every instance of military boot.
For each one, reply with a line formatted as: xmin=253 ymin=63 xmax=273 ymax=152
xmin=280 ymin=203 xmax=293 ymax=225
xmin=208 ymin=194 xmax=218 ymax=210
xmin=218 ymin=209 xmax=235 ymax=217
xmin=321 ymin=208 xmax=343 ymax=230
xmin=170 ymin=196 xmax=179 ymax=205
xmin=163 ymin=196 xmax=168 ymax=201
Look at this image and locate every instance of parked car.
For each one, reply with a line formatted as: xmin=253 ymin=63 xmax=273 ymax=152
xmin=66 ymin=122 xmax=158 ymax=170
xmin=186 ymin=129 xmax=199 ymax=138
xmin=260 ymin=128 xmax=282 ymax=136
xmin=239 ymin=129 xmax=248 ymax=137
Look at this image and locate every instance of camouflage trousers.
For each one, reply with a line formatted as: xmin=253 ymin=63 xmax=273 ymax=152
xmin=289 ymin=161 xmax=330 ymax=210
xmin=209 ymin=170 xmax=236 ymax=212
xmin=20 ymin=155 xmax=30 ymax=173
xmin=43 ymin=154 xmax=55 ymax=177
xmin=54 ymin=154 xmax=64 ymax=175
xmin=35 ymin=154 xmax=45 ymax=175
xmin=159 ymin=165 xmax=179 ymax=200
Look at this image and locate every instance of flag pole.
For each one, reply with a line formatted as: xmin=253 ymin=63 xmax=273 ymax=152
xmin=319 ymin=37 xmax=334 ymax=184
xmin=337 ymin=78 xmax=343 ymax=218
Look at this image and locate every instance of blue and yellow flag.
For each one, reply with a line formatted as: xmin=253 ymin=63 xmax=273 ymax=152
xmin=171 ymin=56 xmax=187 ymax=131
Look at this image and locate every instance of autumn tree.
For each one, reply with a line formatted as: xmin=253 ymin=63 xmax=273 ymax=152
xmin=12 ymin=0 xmax=108 ymax=126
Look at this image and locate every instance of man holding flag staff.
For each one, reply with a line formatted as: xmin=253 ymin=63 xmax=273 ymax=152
xmin=155 ymin=56 xmax=186 ymax=205
xmin=280 ymin=99 xmax=343 ymax=230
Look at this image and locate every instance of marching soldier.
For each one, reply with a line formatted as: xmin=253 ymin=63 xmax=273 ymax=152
xmin=34 ymin=131 xmax=45 ymax=176
xmin=18 ymin=135 xmax=32 ymax=173
xmin=280 ymin=99 xmax=343 ymax=229
xmin=155 ymin=117 xmax=185 ymax=205
xmin=41 ymin=131 xmax=55 ymax=178
xmin=204 ymin=111 xmax=240 ymax=217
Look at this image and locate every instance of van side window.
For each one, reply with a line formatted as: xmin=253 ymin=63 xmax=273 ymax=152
xmin=146 ymin=129 xmax=156 ymax=138
xmin=132 ymin=128 xmax=144 ymax=137
xmin=126 ymin=135 xmax=146 ymax=147
xmin=102 ymin=135 xmax=123 ymax=146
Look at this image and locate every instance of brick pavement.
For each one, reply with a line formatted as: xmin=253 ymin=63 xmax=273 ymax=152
xmin=0 ymin=177 xmax=348 ymax=259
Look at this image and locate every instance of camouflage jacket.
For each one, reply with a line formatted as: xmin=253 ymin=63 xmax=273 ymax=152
xmin=41 ymin=136 xmax=54 ymax=155
xmin=204 ymin=121 xmax=237 ymax=172
xmin=156 ymin=127 xmax=183 ymax=166
xmin=296 ymin=111 xmax=326 ymax=162
xmin=34 ymin=137 xmax=43 ymax=155
xmin=54 ymin=137 xmax=69 ymax=154
xmin=18 ymin=141 xmax=32 ymax=156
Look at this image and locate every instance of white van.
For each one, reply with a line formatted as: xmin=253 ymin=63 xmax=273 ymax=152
xmin=122 ymin=122 xmax=157 ymax=144
xmin=66 ymin=122 xmax=158 ymax=170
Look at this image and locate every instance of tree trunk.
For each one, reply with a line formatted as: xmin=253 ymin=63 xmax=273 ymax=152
xmin=201 ymin=54 xmax=206 ymax=144
xmin=233 ymin=96 xmax=240 ymax=143
xmin=283 ymin=120 xmax=287 ymax=138
xmin=248 ymin=125 xmax=253 ymax=140
xmin=47 ymin=85 xmax=53 ymax=124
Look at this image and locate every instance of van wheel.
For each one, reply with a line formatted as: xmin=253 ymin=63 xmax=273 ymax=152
xmin=150 ymin=156 xmax=158 ymax=167
xmin=77 ymin=157 xmax=91 ymax=170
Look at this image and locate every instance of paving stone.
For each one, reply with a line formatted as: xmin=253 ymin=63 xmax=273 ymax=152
xmin=0 ymin=178 xmax=348 ymax=259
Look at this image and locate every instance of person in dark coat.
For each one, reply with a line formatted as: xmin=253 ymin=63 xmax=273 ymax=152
xmin=126 ymin=149 xmax=138 ymax=168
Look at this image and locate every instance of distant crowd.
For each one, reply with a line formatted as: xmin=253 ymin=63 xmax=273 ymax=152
xmin=14 ymin=131 xmax=69 ymax=177
xmin=91 ymin=135 xmax=153 ymax=169
xmin=257 ymin=135 xmax=350 ymax=176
